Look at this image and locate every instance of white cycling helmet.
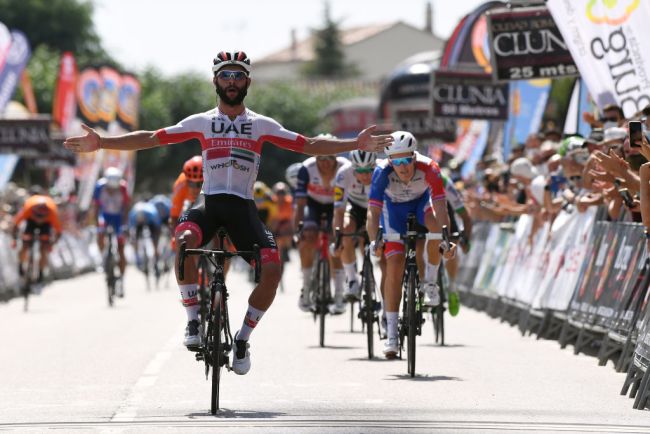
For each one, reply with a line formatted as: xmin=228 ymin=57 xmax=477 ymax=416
xmin=104 ymin=167 xmax=123 ymax=188
xmin=285 ymin=162 xmax=302 ymax=190
xmin=349 ymin=150 xmax=376 ymax=168
xmin=385 ymin=131 xmax=417 ymax=156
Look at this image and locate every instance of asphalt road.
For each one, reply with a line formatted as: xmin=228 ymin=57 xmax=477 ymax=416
xmin=1 ymin=254 xmax=650 ymax=433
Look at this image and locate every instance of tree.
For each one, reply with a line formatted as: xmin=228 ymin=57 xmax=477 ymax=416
xmin=302 ymin=2 xmax=358 ymax=79
xmin=0 ymin=0 xmax=108 ymax=59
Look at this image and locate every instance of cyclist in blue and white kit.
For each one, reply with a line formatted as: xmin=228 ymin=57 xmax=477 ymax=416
xmin=366 ymin=131 xmax=456 ymax=358
xmin=93 ymin=167 xmax=130 ymax=289
xmin=332 ymin=150 xmax=376 ymax=300
xmin=128 ymin=200 xmax=163 ymax=275
xmin=65 ymin=50 xmax=392 ymax=376
xmin=294 ymin=144 xmax=350 ymax=314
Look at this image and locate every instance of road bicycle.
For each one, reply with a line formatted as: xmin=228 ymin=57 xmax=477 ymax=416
xmin=335 ymin=228 xmax=382 ymax=359
xmin=103 ymin=226 xmax=121 ymax=307
xmin=178 ymin=228 xmax=260 ymax=414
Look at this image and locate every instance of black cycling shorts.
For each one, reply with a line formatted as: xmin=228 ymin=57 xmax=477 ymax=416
xmin=304 ymin=197 xmax=334 ymax=230
xmin=346 ymin=201 xmax=367 ymax=229
xmin=176 ymin=193 xmax=278 ymax=264
xmin=23 ymin=220 xmax=52 ymax=243
xmin=135 ymin=223 xmax=161 ymax=241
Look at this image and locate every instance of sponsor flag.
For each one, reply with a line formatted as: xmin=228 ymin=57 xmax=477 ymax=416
xmin=117 ymin=73 xmax=140 ymax=131
xmin=52 ymin=52 xmax=77 ymax=133
xmin=547 ymin=0 xmax=650 ymax=117
xmin=0 ymin=22 xmax=10 ymax=73
xmin=0 ymin=30 xmax=31 ymax=113
xmin=20 ymin=70 xmax=37 ymax=114
xmin=503 ymin=79 xmax=551 ymax=157
xmin=74 ymin=67 xmax=102 ymax=129
xmin=98 ymin=66 xmax=121 ymax=131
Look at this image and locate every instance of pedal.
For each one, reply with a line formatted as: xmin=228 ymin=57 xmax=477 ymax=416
xmin=187 ymin=345 xmax=202 ymax=353
xmin=195 ymin=352 xmax=205 ymax=361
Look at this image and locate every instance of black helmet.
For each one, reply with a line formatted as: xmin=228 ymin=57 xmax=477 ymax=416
xmin=212 ymin=51 xmax=251 ymax=74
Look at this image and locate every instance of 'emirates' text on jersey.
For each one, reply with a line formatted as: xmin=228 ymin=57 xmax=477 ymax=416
xmin=368 ymin=152 xmax=445 ymax=208
xmin=155 ymin=107 xmax=306 ymax=199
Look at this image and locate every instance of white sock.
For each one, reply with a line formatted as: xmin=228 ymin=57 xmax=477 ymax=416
xmin=425 ymin=262 xmax=439 ymax=283
xmin=343 ymin=261 xmax=357 ymax=282
xmin=238 ymin=305 xmax=265 ymax=341
xmin=386 ymin=311 xmax=399 ymax=342
xmin=302 ymin=268 xmax=311 ymax=290
xmin=334 ymin=269 xmax=345 ymax=296
xmin=179 ymin=284 xmax=199 ymax=322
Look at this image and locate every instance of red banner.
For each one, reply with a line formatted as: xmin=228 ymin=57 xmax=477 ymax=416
xmin=52 ymin=52 xmax=77 ymax=133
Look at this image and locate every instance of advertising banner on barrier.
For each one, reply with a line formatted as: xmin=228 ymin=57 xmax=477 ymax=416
xmin=613 ymin=256 xmax=649 ymax=333
xmin=457 ymin=222 xmax=491 ymax=292
xmin=543 ymin=207 xmax=597 ymax=311
xmin=547 ymin=0 xmax=650 ymax=117
xmin=594 ymin=224 xmax=643 ymax=328
xmin=432 ymin=70 xmax=509 ymax=120
xmin=0 ymin=30 xmax=31 ymax=113
xmin=569 ymin=222 xmax=608 ymax=323
xmin=486 ymin=6 xmax=578 ymax=81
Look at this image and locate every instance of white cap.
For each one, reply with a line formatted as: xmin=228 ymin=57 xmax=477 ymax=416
xmin=510 ymin=158 xmax=538 ymax=180
xmin=601 ymin=127 xmax=627 ymax=144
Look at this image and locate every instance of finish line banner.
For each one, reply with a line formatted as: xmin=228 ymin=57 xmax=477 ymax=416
xmin=432 ymin=71 xmax=509 ymax=120
xmin=487 ymin=6 xmax=578 ymax=81
xmin=547 ymin=0 xmax=650 ymax=117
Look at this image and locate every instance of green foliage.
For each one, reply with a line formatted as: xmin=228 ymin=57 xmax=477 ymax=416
xmin=0 ymin=0 xmax=107 ymax=58
xmin=302 ymin=2 xmax=358 ymax=79
xmin=20 ymin=45 xmax=59 ymax=113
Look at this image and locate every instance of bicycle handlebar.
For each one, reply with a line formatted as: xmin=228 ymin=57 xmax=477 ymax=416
xmin=334 ymin=227 xmax=370 ymax=250
xmin=178 ymin=242 xmax=263 ymax=283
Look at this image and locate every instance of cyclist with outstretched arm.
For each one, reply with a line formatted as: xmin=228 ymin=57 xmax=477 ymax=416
xmin=365 ymin=131 xmax=455 ymax=359
xmin=64 ymin=50 xmax=392 ymax=375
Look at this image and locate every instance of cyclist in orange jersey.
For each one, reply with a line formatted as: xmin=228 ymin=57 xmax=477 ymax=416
xmin=170 ymin=156 xmax=203 ymax=230
xmin=271 ymin=182 xmax=293 ymax=262
xmin=12 ymin=193 xmax=62 ymax=283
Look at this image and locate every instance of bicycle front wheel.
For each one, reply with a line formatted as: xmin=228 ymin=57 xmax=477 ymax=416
xmin=211 ymin=288 xmax=223 ymax=414
xmin=363 ymin=260 xmax=375 ymax=359
xmin=407 ymin=270 xmax=417 ymax=377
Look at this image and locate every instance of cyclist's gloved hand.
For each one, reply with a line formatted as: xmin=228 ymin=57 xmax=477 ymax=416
xmin=443 ymin=242 xmax=457 ymax=261
xmin=369 ymin=240 xmax=383 ymax=257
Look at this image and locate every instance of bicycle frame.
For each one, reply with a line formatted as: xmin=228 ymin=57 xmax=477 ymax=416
xmin=178 ymin=229 xmax=260 ymax=414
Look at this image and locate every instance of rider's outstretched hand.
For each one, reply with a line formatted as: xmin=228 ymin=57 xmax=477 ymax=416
xmin=357 ymin=125 xmax=393 ymax=153
xmin=64 ymin=124 xmax=101 ymax=153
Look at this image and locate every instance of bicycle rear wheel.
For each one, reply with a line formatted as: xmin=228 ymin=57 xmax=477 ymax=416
xmin=407 ymin=270 xmax=417 ymax=377
xmin=319 ymin=259 xmax=330 ymax=348
xmin=211 ymin=288 xmax=223 ymax=414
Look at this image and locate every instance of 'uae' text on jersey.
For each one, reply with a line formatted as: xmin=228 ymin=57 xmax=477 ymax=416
xmin=155 ymin=107 xmax=306 ymax=199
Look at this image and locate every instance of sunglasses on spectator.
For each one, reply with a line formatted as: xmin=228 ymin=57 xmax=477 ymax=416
xmin=390 ymin=156 xmax=414 ymax=166
xmin=188 ymin=181 xmax=202 ymax=188
xmin=216 ymin=70 xmax=249 ymax=81
xmin=354 ymin=167 xmax=374 ymax=174
xmin=600 ymin=116 xmax=618 ymax=123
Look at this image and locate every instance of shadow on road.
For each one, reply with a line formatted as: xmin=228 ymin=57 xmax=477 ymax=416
xmin=306 ymin=345 xmax=360 ymax=350
xmin=385 ymin=374 xmax=463 ymax=382
xmin=187 ymin=409 xmax=287 ymax=419
xmin=420 ymin=344 xmax=468 ymax=348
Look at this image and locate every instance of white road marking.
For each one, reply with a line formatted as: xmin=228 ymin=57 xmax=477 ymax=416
xmin=109 ymin=326 xmax=182 ymax=423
